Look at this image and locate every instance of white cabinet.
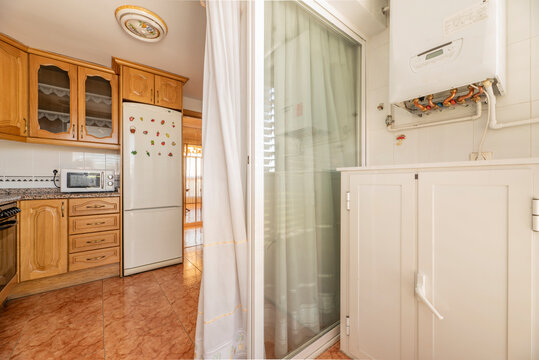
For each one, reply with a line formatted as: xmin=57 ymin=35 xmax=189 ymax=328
xmin=341 ymin=166 xmax=535 ymax=360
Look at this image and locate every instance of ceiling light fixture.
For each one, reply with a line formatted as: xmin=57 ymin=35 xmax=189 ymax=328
xmin=115 ymin=5 xmax=168 ymax=43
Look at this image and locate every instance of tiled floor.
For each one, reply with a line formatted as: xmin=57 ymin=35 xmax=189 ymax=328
xmin=0 ymin=244 xmax=346 ymax=360
xmin=0 ymin=245 xmax=203 ymax=360
xmin=317 ymin=341 xmax=350 ymax=359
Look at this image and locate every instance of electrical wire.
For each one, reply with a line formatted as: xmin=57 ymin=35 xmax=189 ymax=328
xmin=472 ymin=84 xmax=490 ymax=160
xmin=52 ymin=170 xmax=60 ymax=188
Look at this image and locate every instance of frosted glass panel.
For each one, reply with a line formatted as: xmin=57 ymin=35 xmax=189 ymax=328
xmin=264 ymin=1 xmax=361 ymax=357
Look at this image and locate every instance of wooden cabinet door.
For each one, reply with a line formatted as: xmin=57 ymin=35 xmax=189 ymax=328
xmin=20 ymin=200 xmax=68 ymax=281
xmin=345 ymin=172 xmax=416 ymax=360
xmin=0 ymin=40 xmax=28 ymax=137
xmin=78 ymin=67 xmax=119 ymax=144
xmin=155 ymin=75 xmax=182 ymax=110
xmin=417 ymin=169 xmax=533 ymax=360
xmin=123 ymin=67 xmax=154 ymax=104
xmin=29 ymin=55 xmax=78 ymax=141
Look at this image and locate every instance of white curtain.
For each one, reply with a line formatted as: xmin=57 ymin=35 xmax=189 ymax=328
xmin=263 ymin=1 xmax=359 ymax=358
xmin=195 ymin=1 xmax=248 ymax=359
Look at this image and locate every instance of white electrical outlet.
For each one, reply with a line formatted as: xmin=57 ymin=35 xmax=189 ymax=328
xmin=469 ymin=152 xmax=492 ymax=160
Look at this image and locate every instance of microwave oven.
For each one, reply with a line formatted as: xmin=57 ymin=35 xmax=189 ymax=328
xmin=60 ymin=169 xmax=115 ymax=193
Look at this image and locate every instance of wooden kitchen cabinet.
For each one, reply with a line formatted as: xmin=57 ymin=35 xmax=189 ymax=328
xmin=113 ymin=57 xmax=187 ymax=111
xmin=19 ymin=199 xmax=68 ymax=281
xmin=78 ymin=67 xmax=119 ymax=144
xmin=155 ymin=75 xmax=182 ymax=110
xmin=29 ymin=54 xmax=78 ymax=141
xmin=122 ymin=66 xmax=154 ymax=104
xmin=0 ymin=36 xmax=28 ymax=138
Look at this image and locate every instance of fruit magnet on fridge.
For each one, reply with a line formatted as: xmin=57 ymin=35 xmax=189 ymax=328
xmin=130 ymin=126 xmax=136 ymax=134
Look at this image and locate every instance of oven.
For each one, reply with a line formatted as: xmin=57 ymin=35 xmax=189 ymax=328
xmin=0 ymin=202 xmax=20 ymax=303
xmin=60 ymin=169 xmax=115 ymax=193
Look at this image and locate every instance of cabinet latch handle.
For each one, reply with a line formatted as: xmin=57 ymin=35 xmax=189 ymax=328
xmin=86 ymin=205 xmax=106 ymax=209
xmin=86 ymin=221 xmax=106 ymax=226
xmin=61 ymin=202 xmax=65 ymax=217
xmin=80 ymin=124 xmax=84 ymax=139
xmin=86 ymin=239 xmax=106 ymax=244
xmin=86 ymin=255 xmax=106 ymax=261
xmin=415 ymin=273 xmax=444 ymax=320
xmin=72 ymin=125 xmax=75 ymax=139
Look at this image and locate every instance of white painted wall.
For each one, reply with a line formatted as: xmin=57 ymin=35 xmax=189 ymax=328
xmin=366 ymin=0 xmax=539 ymax=165
xmin=0 ymin=140 xmax=119 ymax=188
xmin=183 ymin=96 xmax=203 ymax=113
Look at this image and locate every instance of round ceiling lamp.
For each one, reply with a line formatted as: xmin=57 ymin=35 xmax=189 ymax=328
xmin=115 ymin=5 xmax=168 ymax=42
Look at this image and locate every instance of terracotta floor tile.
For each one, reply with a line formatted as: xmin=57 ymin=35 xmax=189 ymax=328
xmin=317 ymin=341 xmax=350 ymax=359
xmin=0 ymin=294 xmax=42 ymax=359
xmin=9 ymin=282 xmax=104 ymax=360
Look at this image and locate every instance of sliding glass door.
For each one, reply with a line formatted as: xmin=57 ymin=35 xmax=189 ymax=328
xmin=263 ymin=1 xmax=362 ymax=357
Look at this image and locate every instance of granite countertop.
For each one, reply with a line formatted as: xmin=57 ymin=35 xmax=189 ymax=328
xmin=0 ymin=188 xmax=120 ymax=203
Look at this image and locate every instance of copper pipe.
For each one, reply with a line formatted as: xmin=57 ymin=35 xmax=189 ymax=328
xmin=413 ymin=98 xmax=428 ymax=111
xmin=443 ymin=89 xmax=458 ymax=107
xmin=427 ymin=95 xmax=438 ymax=109
xmin=457 ymin=86 xmax=475 ymax=104
xmin=471 ymin=85 xmax=483 ymax=102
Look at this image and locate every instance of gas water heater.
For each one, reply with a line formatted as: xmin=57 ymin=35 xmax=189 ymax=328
xmin=389 ymin=0 xmax=506 ymax=108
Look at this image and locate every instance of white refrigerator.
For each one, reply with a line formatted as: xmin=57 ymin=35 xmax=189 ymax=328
xmin=122 ymin=102 xmax=183 ymax=275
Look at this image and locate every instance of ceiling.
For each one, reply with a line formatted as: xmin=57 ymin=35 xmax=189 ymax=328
xmin=0 ymin=0 xmax=206 ymax=100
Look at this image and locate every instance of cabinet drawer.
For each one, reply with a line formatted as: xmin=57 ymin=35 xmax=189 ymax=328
xmin=69 ymin=230 xmax=120 ymax=253
xmin=69 ymin=214 xmax=120 ymax=234
xmin=69 ymin=197 xmax=119 ymax=216
xmin=69 ymin=247 xmax=119 ymax=271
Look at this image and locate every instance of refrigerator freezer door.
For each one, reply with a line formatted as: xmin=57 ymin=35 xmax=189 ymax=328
xmin=123 ymin=206 xmax=183 ymax=275
xmin=123 ymin=102 xmax=182 ymax=210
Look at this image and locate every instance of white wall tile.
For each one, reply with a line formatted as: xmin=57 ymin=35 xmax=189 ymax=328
xmin=105 ymin=153 xmax=121 ymax=173
xmin=497 ymin=39 xmax=531 ymax=107
xmin=531 ymin=0 xmax=539 ymax=38
xmin=507 ymin=0 xmax=531 ymax=44
xmin=473 ymin=103 xmax=531 ymax=159
xmin=84 ymin=152 xmax=106 ymax=170
xmin=531 ymin=36 xmax=539 ymax=100
xmin=59 ymin=150 xmax=84 ymax=170
xmin=33 ymin=146 xmax=60 ymax=176
xmin=0 ymin=141 xmax=33 ymax=176
xmin=366 ymin=86 xmax=394 ymax=165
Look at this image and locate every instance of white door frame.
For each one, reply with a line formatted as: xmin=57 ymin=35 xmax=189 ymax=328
xmin=246 ymin=1 xmax=367 ymax=358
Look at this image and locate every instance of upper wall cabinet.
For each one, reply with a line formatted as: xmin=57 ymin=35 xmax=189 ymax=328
xmin=123 ymin=67 xmax=154 ymax=104
xmin=0 ymin=37 xmax=28 ymax=137
xmin=112 ymin=58 xmax=188 ymax=111
xmin=155 ymin=75 xmax=182 ymax=110
xmin=28 ymin=53 xmax=119 ymax=146
xmin=29 ymin=54 xmax=78 ymax=141
xmin=78 ymin=67 xmax=119 ymax=144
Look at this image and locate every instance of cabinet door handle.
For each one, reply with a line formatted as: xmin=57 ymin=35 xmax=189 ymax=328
xmin=415 ymin=273 xmax=444 ymax=320
xmin=23 ymin=118 xmax=27 ymax=134
xmin=72 ymin=125 xmax=76 ymax=139
xmin=87 ymin=221 xmax=106 ymax=226
xmin=86 ymin=239 xmax=106 ymax=244
xmin=80 ymin=124 xmax=84 ymax=139
xmin=61 ymin=202 xmax=65 ymax=217
xmin=86 ymin=255 xmax=106 ymax=261
xmin=156 ymin=90 xmax=159 ymax=103
xmin=86 ymin=205 xmax=106 ymax=209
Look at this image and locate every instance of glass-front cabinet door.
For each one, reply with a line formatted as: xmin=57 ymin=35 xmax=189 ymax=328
xmin=29 ymin=55 xmax=77 ymax=141
xmin=78 ymin=67 xmax=118 ymax=144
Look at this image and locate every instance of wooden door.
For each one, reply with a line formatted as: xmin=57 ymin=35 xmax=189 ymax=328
xmin=122 ymin=67 xmax=154 ymax=104
xmin=155 ymin=75 xmax=182 ymax=110
xmin=20 ymin=200 xmax=68 ymax=281
xmin=345 ymin=172 xmax=416 ymax=360
xmin=29 ymin=54 xmax=78 ymax=141
xmin=0 ymin=40 xmax=28 ymax=137
xmin=78 ymin=67 xmax=119 ymax=144
xmin=417 ymin=169 xmax=533 ymax=360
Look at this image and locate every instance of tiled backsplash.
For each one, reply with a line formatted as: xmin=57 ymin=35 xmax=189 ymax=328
xmin=0 ymin=140 xmax=120 ymax=188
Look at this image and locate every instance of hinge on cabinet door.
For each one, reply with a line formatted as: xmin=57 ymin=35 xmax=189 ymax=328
xmin=345 ymin=315 xmax=350 ymax=336
xmin=346 ymin=191 xmax=350 ymax=211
